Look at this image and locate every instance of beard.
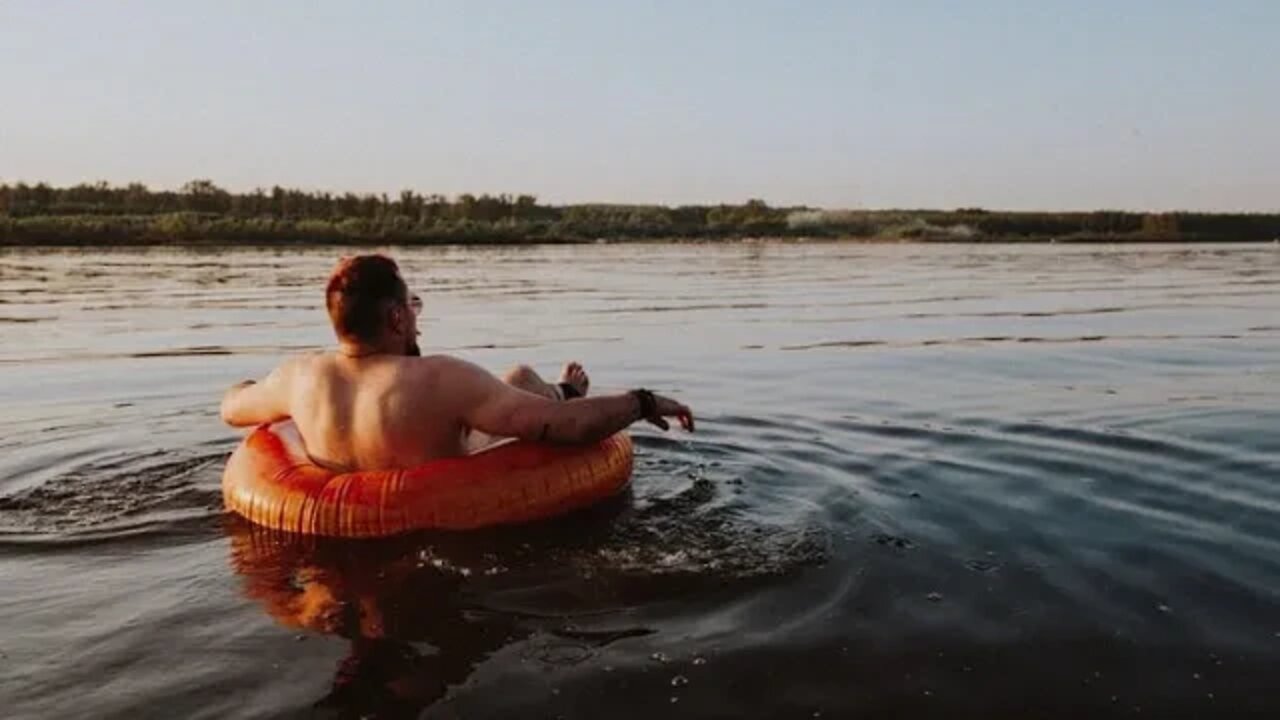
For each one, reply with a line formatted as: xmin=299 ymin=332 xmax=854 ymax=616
xmin=405 ymin=338 xmax=422 ymax=357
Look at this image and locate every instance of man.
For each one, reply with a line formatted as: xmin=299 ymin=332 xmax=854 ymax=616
xmin=220 ymin=254 xmax=694 ymax=472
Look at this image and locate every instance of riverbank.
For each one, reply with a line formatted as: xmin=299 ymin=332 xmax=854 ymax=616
xmin=3 ymin=216 xmax=1277 ymax=247
xmin=3 ymin=181 xmax=1278 ymax=246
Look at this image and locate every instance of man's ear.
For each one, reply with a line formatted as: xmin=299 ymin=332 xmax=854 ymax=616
xmin=385 ymin=303 xmax=403 ymax=334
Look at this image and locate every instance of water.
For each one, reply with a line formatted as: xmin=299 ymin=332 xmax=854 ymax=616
xmin=2 ymin=242 xmax=1278 ymax=718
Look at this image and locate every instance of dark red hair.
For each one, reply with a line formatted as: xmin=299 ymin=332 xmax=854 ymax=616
xmin=325 ymin=255 xmax=407 ymax=343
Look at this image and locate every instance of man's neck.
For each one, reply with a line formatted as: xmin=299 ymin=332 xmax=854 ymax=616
xmin=336 ymin=341 xmax=400 ymax=359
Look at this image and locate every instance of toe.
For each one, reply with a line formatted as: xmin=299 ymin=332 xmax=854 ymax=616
xmin=559 ymin=362 xmax=590 ymax=396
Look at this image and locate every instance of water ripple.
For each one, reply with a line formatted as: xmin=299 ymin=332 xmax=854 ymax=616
xmin=2 ymin=243 xmax=1278 ymax=717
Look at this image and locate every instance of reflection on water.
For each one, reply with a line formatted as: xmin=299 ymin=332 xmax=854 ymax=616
xmin=226 ymin=470 xmax=823 ymax=718
xmin=228 ymin=520 xmax=523 ymax=716
xmin=2 ymin=242 xmax=1279 ymax=718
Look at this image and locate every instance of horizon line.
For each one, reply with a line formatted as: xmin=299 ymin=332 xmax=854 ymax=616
xmin=1 ymin=177 xmax=1276 ymax=216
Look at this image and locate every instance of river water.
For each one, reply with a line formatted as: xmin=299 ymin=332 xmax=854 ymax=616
xmin=1 ymin=242 xmax=1278 ymax=718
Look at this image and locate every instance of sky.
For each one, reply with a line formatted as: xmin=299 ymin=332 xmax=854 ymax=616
xmin=1 ymin=1 xmax=1276 ymax=211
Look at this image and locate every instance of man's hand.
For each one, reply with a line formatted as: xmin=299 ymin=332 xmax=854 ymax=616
xmin=636 ymin=391 xmax=695 ymax=432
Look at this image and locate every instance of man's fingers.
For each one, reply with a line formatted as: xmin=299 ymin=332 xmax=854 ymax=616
xmin=641 ymin=395 xmax=694 ymax=433
xmin=672 ymin=403 xmax=694 ymax=432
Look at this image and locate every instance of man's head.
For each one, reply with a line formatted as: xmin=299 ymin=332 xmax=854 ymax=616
xmin=325 ymin=255 xmax=421 ymax=356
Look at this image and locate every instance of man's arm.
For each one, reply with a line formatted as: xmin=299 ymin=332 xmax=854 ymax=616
xmin=447 ymin=359 xmax=693 ymax=445
xmin=220 ymin=362 xmax=293 ymax=428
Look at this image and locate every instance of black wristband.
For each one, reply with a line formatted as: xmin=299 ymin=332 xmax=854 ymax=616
xmin=630 ymin=388 xmax=657 ymax=419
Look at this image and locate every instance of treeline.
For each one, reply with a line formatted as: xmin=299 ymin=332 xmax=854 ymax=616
xmin=1 ymin=180 xmax=1277 ymax=246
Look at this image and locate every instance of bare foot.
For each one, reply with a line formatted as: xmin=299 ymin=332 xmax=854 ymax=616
xmin=558 ymin=362 xmax=590 ymax=398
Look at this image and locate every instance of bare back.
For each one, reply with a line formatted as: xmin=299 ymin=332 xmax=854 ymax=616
xmin=285 ymin=353 xmax=470 ymax=471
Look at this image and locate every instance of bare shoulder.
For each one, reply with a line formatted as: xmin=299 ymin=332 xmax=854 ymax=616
xmin=408 ymin=354 xmax=500 ymax=395
xmin=278 ymin=350 xmax=328 ymax=376
xmin=410 ymin=354 xmax=485 ymax=382
xmin=263 ymin=351 xmax=336 ymax=393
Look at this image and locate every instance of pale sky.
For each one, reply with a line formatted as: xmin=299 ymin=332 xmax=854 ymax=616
xmin=1 ymin=1 xmax=1276 ymax=211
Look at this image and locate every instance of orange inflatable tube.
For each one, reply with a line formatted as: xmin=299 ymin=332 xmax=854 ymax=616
xmin=223 ymin=421 xmax=633 ymax=537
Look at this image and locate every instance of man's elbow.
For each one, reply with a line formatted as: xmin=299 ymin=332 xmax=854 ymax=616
xmin=542 ymin=413 xmax=601 ymax=446
xmin=555 ymin=422 xmax=594 ymax=446
xmin=220 ymin=390 xmax=254 ymax=428
xmin=512 ymin=413 xmax=586 ymax=446
xmin=220 ymin=398 xmax=245 ymax=427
